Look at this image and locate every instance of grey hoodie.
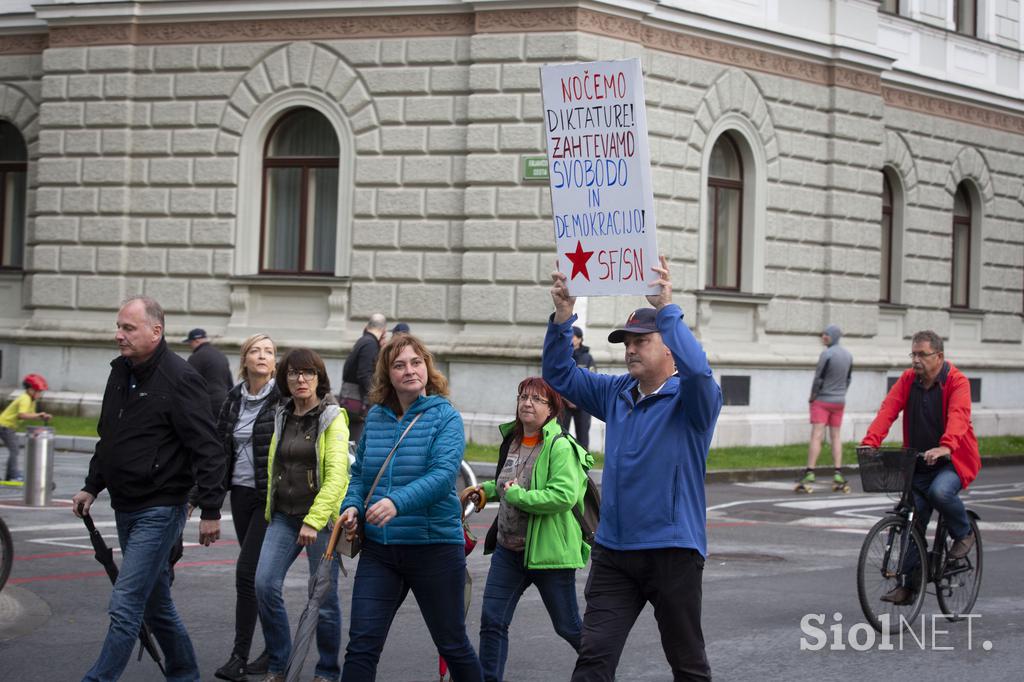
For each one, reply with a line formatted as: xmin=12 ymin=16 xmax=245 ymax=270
xmin=810 ymin=325 xmax=853 ymax=403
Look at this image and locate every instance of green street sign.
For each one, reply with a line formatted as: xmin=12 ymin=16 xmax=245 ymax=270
xmin=522 ymin=155 xmax=549 ymax=181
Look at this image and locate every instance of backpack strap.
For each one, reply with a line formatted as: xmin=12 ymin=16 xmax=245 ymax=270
xmin=551 ymin=429 xmax=591 ymax=536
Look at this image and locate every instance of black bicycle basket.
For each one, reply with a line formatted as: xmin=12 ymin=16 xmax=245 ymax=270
xmin=856 ymin=447 xmax=916 ymax=493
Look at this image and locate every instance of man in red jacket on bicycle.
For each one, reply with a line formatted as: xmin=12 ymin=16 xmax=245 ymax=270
xmin=860 ymin=330 xmax=981 ymax=604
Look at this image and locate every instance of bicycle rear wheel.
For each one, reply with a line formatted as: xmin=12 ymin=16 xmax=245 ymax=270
xmin=0 ymin=516 xmax=12 ymax=592
xmin=857 ymin=516 xmax=927 ymax=633
xmin=936 ymin=516 xmax=982 ymax=621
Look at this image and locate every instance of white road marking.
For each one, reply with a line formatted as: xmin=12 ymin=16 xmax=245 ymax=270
xmin=775 ymin=496 xmax=896 ymax=510
xmin=25 ymin=535 xmax=204 ymax=550
xmin=6 ymin=515 xmax=232 ymax=533
xmin=733 ymin=481 xmax=801 ymax=491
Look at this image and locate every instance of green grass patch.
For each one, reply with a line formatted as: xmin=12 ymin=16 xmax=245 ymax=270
xmin=48 ymin=415 xmax=99 ymax=437
xmin=44 ymin=416 xmax=1022 ymax=471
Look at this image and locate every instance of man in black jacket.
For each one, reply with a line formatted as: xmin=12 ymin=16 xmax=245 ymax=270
xmin=184 ymin=327 xmax=233 ymax=418
xmin=339 ymin=312 xmax=386 ymax=444
xmin=558 ymin=326 xmax=596 ymax=449
xmin=73 ymin=296 xmax=226 ymax=681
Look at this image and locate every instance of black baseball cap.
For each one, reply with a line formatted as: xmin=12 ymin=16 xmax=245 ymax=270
xmin=183 ymin=328 xmax=207 ymax=342
xmin=390 ymin=323 xmax=410 ymax=334
xmin=607 ymin=308 xmax=658 ymax=343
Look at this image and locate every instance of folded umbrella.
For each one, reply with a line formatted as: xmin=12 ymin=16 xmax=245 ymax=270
xmin=81 ymin=512 xmax=166 ymax=675
xmin=284 ymin=521 xmax=346 ymax=682
xmin=438 ymin=488 xmax=488 ymax=681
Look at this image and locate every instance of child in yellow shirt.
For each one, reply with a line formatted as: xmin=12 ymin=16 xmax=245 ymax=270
xmin=0 ymin=374 xmax=52 ymax=481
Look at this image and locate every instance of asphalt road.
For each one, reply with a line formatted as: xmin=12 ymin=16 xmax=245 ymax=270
xmin=1 ymin=454 xmax=1022 ymax=681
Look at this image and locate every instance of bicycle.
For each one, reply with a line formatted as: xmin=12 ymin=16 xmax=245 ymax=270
xmin=0 ymin=514 xmax=12 ymax=592
xmin=855 ymin=447 xmax=982 ymax=634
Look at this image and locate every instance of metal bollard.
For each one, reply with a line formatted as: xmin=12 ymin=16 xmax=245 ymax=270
xmin=24 ymin=425 xmax=55 ymax=507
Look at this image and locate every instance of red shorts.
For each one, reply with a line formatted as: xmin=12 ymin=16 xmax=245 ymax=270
xmin=809 ymin=400 xmax=844 ymax=427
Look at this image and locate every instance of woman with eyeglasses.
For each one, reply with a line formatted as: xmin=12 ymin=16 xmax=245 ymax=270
xmin=468 ymin=376 xmax=594 ymax=682
xmin=209 ymin=334 xmax=281 ymax=681
xmin=339 ymin=334 xmax=483 ymax=682
xmin=255 ymin=347 xmax=349 ymax=682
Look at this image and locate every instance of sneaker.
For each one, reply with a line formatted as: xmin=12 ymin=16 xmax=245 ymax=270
xmin=246 ymin=650 xmax=270 ymax=675
xmin=800 ymin=470 xmax=815 ymax=484
xmin=949 ymin=531 xmax=976 ymax=559
xmin=214 ymin=654 xmax=247 ymax=682
xmin=259 ymin=674 xmax=284 ymax=682
xmin=880 ymin=586 xmax=913 ymax=604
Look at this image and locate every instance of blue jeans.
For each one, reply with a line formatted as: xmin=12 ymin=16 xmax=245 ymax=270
xmin=255 ymin=512 xmax=341 ymax=680
xmin=341 ymin=540 xmax=482 ymax=682
xmin=479 ymin=545 xmax=581 ymax=682
xmin=901 ymin=463 xmax=972 ymax=586
xmin=83 ymin=504 xmax=198 ymax=682
xmin=1 ymin=426 xmax=21 ymax=479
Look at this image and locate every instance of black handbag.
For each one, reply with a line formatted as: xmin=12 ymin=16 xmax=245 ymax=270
xmin=337 ymin=413 xmax=423 ymax=558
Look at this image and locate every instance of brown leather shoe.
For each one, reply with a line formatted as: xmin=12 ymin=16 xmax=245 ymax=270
xmin=880 ymin=586 xmax=913 ymax=604
xmin=949 ymin=531 xmax=976 ymax=559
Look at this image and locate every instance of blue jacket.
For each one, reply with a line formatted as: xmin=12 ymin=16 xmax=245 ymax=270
xmin=340 ymin=394 xmax=465 ymax=545
xmin=542 ymin=304 xmax=722 ymax=556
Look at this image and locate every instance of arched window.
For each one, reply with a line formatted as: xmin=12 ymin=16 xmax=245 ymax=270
xmin=0 ymin=121 xmax=27 ymax=270
xmin=260 ymin=108 xmax=340 ymax=275
xmin=951 ymin=184 xmax=971 ymax=308
xmin=880 ymin=174 xmax=894 ymax=302
xmin=706 ymin=135 xmax=743 ymax=290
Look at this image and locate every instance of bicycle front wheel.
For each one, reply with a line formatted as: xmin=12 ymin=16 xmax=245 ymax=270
xmin=936 ymin=516 xmax=982 ymax=621
xmin=0 ymin=516 xmax=12 ymax=592
xmin=857 ymin=516 xmax=927 ymax=633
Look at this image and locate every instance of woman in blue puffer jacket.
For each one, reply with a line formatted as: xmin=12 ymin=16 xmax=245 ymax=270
xmin=339 ymin=334 xmax=483 ymax=682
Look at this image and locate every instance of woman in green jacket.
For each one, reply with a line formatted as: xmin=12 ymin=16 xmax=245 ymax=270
xmin=470 ymin=376 xmax=593 ymax=682
xmin=254 ymin=347 xmax=349 ymax=682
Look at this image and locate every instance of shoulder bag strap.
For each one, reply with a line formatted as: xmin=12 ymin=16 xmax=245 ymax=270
xmin=362 ymin=412 xmax=423 ymax=508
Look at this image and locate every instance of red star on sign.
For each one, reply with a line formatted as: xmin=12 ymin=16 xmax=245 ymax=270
xmin=565 ymin=240 xmax=594 ymax=281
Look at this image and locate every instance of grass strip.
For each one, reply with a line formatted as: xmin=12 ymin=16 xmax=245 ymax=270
xmin=45 ymin=416 xmax=1022 ymax=472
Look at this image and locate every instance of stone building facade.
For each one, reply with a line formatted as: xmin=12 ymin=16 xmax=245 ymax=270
xmin=0 ymin=0 xmax=1021 ymax=447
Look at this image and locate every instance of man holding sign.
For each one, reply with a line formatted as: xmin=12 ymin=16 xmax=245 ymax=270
xmin=543 ymin=257 xmax=721 ymax=681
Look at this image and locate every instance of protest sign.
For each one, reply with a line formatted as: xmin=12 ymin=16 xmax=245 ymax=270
xmin=541 ymin=58 xmax=659 ymax=297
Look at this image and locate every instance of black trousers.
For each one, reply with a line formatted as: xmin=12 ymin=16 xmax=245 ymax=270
xmin=571 ymin=544 xmax=710 ymax=682
xmin=557 ymin=407 xmax=592 ymax=450
xmin=230 ymin=485 xmax=269 ymax=659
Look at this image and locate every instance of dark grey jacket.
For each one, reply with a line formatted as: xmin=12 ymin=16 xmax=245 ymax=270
xmin=811 ymin=342 xmax=853 ymax=403
xmin=187 ymin=341 xmax=233 ymax=417
xmin=215 ymin=381 xmax=281 ymax=497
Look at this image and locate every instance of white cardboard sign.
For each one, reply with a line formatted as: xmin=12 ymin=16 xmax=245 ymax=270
xmin=541 ymin=58 xmax=658 ymax=297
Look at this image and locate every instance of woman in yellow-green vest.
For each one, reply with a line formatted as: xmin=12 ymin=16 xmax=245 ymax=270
xmin=254 ymin=347 xmax=349 ymax=682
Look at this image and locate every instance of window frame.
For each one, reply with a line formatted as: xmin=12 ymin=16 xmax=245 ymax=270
xmin=954 ymin=0 xmax=978 ymax=37
xmin=880 ymin=174 xmax=894 ymax=303
xmin=951 ymin=185 xmax=972 ymax=309
xmin=879 ymin=0 xmax=901 ymax=15
xmin=706 ymin=134 xmax=744 ymax=291
xmin=0 ymin=131 xmax=27 ymax=271
xmin=257 ymin=108 xmax=341 ymax=277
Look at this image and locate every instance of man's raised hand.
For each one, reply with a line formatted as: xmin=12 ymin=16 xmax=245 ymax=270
xmin=646 ymin=255 xmax=672 ymax=311
xmin=550 ymin=264 xmax=577 ymax=324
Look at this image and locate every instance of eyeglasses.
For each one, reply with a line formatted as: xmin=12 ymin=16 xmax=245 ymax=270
xmin=908 ymin=351 xmax=939 ymax=360
xmin=286 ymin=369 xmax=317 ymax=381
xmin=517 ymin=394 xmax=549 ymax=405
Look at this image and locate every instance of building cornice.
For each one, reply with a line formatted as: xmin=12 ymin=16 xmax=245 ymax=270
xmin=0 ymin=31 xmax=47 ymax=54
xmin=3 ymin=3 xmax=1023 ymax=134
